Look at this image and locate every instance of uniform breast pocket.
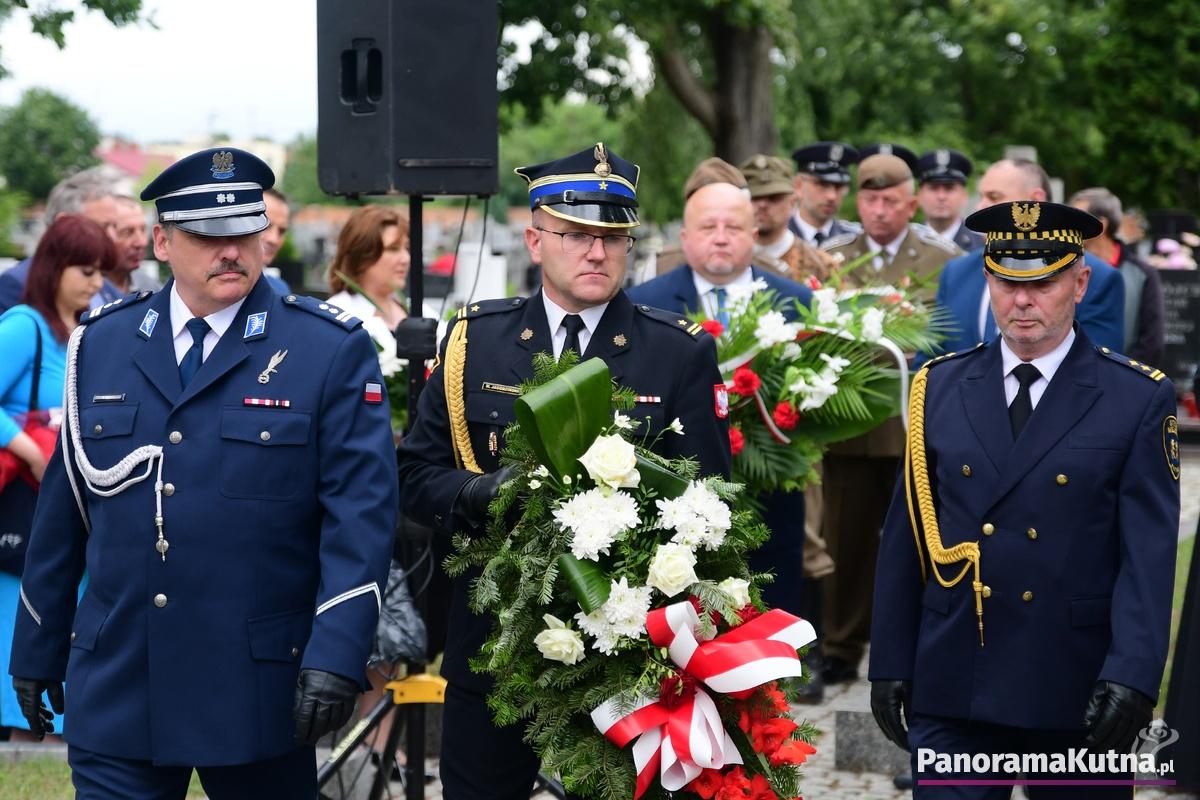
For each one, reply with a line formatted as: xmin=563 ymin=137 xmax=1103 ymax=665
xmin=219 ymin=408 xmax=312 ymax=500
xmin=465 ymin=390 xmax=517 ymax=458
xmin=79 ymin=403 xmax=139 ymax=465
xmin=1067 ymin=433 xmax=1128 ymax=452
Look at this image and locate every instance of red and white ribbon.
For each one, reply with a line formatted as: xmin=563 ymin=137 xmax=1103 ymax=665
xmin=592 ymin=601 xmax=817 ymax=797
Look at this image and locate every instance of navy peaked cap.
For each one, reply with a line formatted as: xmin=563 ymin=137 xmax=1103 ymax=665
xmin=917 ymin=149 xmax=974 ymax=185
xmin=515 ymin=143 xmax=640 ymax=228
xmin=140 ymin=147 xmax=275 ymax=237
xmin=790 ymin=141 xmax=859 ymax=184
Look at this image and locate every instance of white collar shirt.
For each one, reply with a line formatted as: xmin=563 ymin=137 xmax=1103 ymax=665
xmin=542 ymin=292 xmax=608 ymax=359
xmin=691 ymin=267 xmax=756 ymax=319
xmin=999 ymin=328 xmax=1075 ymax=409
xmin=170 ymin=283 xmax=246 ymax=365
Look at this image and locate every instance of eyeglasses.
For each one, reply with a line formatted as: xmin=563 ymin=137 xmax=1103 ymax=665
xmin=535 ymin=227 xmax=635 ymax=255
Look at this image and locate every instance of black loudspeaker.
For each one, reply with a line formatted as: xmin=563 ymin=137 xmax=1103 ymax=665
xmin=317 ymin=0 xmax=498 ymax=197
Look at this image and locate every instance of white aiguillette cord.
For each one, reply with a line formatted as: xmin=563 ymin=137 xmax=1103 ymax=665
xmin=63 ymin=325 xmax=169 ymax=560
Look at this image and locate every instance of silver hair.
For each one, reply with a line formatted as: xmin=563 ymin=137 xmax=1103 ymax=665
xmin=1069 ymin=187 xmax=1123 ymax=239
xmin=43 ymin=166 xmax=121 ymax=225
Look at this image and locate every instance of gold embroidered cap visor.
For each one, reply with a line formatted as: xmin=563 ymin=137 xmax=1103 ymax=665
xmin=967 ymin=200 xmax=1102 ymax=282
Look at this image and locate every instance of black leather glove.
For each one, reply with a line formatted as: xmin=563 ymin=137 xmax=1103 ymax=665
xmin=293 ymin=669 xmax=360 ymax=744
xmin=870 ymin=679 xmax=912 ymax=750
xmin=453 ymin=465 xmax=518 ymax=529
xmin=12 ymin=677 xmax=64 ymax=740
xmin=1083 ymin=680 xmax=1154 ymax=753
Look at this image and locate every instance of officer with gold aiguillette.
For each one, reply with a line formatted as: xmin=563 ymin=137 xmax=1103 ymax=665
xmin=10 ymin=148 xmax=397 ymax=798
xmin=397 ymin=143 xmax=730 ymax=800
xmin=868 ymin=201 xmax=1180 ymax=798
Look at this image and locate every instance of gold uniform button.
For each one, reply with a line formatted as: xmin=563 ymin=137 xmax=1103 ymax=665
xmin=962 ymin=465 xmax=972 ymax=477
xmin=1056 ymin=474 xmax=1068 ymax=485
xmin=163 ymin=483 xmax=175 ymax=497
xmin=1026 ymin=527 xmax=1038 ymax=540
xmin=982 ymin=523 xmax=995 ymax=536
xmin=93 ymin=424 xmax=103 ymax=435
xmin=153 ymin=593 xmax=168 ymax=608
xmin=169 ymin=431 xmax=183 ymax=444
xmin=259 ymin=430 xmax=271 ymax=442
xmin=1022 ymin=590 xmax=1034 ymax=602
xmin=981 ymin=586 xmax=992 ymax=598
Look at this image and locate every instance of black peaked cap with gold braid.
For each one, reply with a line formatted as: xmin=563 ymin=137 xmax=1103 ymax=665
xmin=515 ymin=143 xmax=640 ymax=229
xmin=966 ymin=200 xmax=1103 ymax=282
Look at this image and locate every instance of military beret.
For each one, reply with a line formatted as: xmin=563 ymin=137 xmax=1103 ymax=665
xmin=791 ymin=142 xmax=859 ymax=184
xmin=140 ymin=147 xmax=275 ymax=237
xmin=684 ymin=157 xmax=748 ymax=199
xmin=857 ymin=154 xmax=913 ymax=190
xmin=738 ymin=154 xmax=795 ymax=198
xmin=966 ymin=201 xmax=1103 ymax=282
xmin=515 ymin=143 xmax=640 ymax=229
xmin=859 ymin=143 xmax=918 ymax=174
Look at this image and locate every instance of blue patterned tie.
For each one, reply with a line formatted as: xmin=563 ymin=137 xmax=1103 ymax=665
xmin=178 ymin=318 xmax=210 ymax=387
xmin=713 ymin=288 xmax=730 ymax=327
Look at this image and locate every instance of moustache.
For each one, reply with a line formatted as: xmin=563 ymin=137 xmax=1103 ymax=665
xmin=207 ymin=261 xmax=248 ymax=279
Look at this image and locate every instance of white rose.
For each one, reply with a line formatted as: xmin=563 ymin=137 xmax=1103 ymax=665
xmin=717 ymin=578 xmax=752 ymax=608
xmin=534 ymin=614 xmax=585 ymax=664
xmin=578 ymin=434 xmax=640 ymax=492
xmin=647 ymin=543 xmax=699 ymax=597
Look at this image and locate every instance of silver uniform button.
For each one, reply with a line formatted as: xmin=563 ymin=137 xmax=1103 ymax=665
xmin=291 ymin=647 xmax=300 ymax=657
xmin=93 ymin=424 xmax=103 ymax=435
xmin=70 ymin=632 xmax=76 ymax=642
xmin=169 ymin=431 xmax=183 ymax=444
xmin=153 ymin=593 xmax=168 ymax=608
xmin=163 ymin=483 xmax=175 ymax=497
xmin=260 ymin=430 xmax=271 ymax=442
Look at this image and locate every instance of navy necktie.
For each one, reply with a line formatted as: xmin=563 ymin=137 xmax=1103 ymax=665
xmin=1008 ymin=363 xmax=1041 ymax=439
xmin=178 ymin=318 xmax=211 ymax=387
xmin=560 ymin=314 xmax=585 ymax=361
xmin=813 ymin=230 xmax=826 ymax=247
xmin=713 ymin=288 xmax=730 ymax=327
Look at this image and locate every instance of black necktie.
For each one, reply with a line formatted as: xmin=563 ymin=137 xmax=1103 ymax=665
xmin=1008 ymin=363 xmax=1041 ymax=439
xmin=178 ymin=318 xmax=211 ymax=387
xmin=813 ymin=230 xmax=826 ymax=247
xmin=560 ymin=314 xmax=586 ymax=361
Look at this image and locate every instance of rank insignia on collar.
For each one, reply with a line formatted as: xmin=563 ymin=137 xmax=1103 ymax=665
xmin=138 ymin=309 xmax=159 ymax=338
xmin=244 ymin=311 xmax=267 ymax=339
xmin=520 ymin=328 xmax=534 ymax=341
xmin=1163 ymin=415 xmax=1181 ymax=481
xmin=258 ymin=349 xmax=287 ymax=384
xmin=613 ymin=334 xmax=627 ymax=347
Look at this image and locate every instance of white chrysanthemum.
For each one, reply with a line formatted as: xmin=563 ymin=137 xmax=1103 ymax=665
xmin=553 ymin=489 xmax=639 ymax=561
xmin=754 ymin=311 xmax=799 ymax=349
xmin=860 ymin=307 xmax=885 ymax=343
xmin=656 ymin=481 xmax=732 ymax=551
xmin=602 ymin=577 xmax=653 ymax=639
xmin=574 ymin=609 xmax=622 ymax=655
xmin=813 ymin=288 xmax=840 ymax=324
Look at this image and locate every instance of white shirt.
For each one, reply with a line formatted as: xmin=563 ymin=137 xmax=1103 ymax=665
xmin=866 ymin=234 xmax=905 ymax=272
xmin=542 ymin=293 xmax=607 ymax=359
xmin=999 ymin=328 xmax=1075 ymax=410
xmin=691 ymin=268 xmax=755 ymax=319
xmin=756 ymin=229 xmax=796 ymax=262
xmin=942 ymin=218 xmax=966 ymax=246
xmin=792 ymin=213 xmax=832 ymax=245
xmin=170 ymin=283 xmax=246 ymax=365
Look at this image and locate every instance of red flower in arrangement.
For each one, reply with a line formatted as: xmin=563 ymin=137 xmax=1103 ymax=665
xmin=747 ymin=716 xmax=799 ymax=757
xmin=701 ymin=319 xmax=726 ymax=337
xmin=731 ymin=366 xmax=761 ymax=396
xmin=686 ymin=768 xmax=725 ymax=798
xmin=805 ymin=275 xmax=822 ymax=290
xmin=769 ymin=737 xmax=817 ymax=767
xmin=880 ymin=292 xmax=904 ymax=305
xmin=660 ymin=671 xmax=702 ymax=710
xmin=794 ymin=330 xmax=817 ymax=342
xmin=729 ymin=427 xmax=745 ymax=456
xmin=760 ymin=683 xmax=790 ymax=715
xmin=737 ymin=605 xmax=763 ymax=625
xmin=772 ymin=402 xmax=800 ymax=430
xmin=711 ymin=767 xmax=778 ymax=800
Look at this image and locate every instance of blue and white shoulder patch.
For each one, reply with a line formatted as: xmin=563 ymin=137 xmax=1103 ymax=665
xmin=82 ymin=291 xmax=153 ymax=326
xmin=282 ymin=294 xmax=363 ymax=331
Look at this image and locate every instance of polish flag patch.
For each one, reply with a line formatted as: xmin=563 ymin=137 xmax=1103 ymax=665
xmin=363 ymin=381 xmax=383 ymax=404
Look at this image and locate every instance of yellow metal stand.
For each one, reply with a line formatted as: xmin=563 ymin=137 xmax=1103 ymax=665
xmin=386 ymin=673 xmax=447 ymax=705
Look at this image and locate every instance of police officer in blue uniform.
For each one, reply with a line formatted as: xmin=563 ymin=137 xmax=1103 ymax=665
xmin=9 ymin=148 xmax=397 ymax=798
xmin=397 ymin=143 xmax=730 ymax=800
xmin=788 ymin=141 xmax=863 ymax=246
xmin=869 ymin=201 xmax=1180 ymax=799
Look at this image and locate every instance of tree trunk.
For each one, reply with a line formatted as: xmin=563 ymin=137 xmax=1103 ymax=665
xmin=653 ymin=21 xmax=778 ymax=164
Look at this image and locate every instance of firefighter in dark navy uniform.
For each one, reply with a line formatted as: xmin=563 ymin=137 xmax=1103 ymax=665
xmin=397 ymin=143 xmax=730 ymax=800
xmin=869 ymin=201 xmax=1180 ymax=799
xmin=9 ymin=147 xmax=397 ymax=799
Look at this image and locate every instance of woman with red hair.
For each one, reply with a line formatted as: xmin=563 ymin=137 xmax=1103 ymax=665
xmin=0 ymin=214 xmax=112 ymax=740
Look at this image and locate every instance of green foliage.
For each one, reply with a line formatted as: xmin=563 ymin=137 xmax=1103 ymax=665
xmin=0 ymin=88 xmax=99 ymax=199
xmin=0 ymin=0 xmax=146 ymax=78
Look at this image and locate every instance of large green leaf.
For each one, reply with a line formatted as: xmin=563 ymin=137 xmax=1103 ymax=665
xmin=514 ymin=358 xmax=612 ymax=478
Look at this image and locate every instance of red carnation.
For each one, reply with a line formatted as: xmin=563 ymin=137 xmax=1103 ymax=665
xmin=729 ymin=427 xmax=745 ymax=456
xmin=737 ymin=605 xmax=763 ymax=625
xmin=772 ymin=401 xmax=800 ymax=430
xmin=731 ymin=366 xmax=761 ymax=396
xmin=700 ymin=319 xmax=725 ymax=337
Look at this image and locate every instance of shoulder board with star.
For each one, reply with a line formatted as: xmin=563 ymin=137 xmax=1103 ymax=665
xmin=282 ymin=293 xmax=363 ymax=330
xmin=921 ymin=342 xmax=985 ymax=370
xmin=1096 ymin=346 xmax=1168 ymax=382
xmin=455 ymin=296 xmax=526 ymax=320
xmin=80 ymin=290 xmax=153 ymax=325
xmin=820 ymin=232 xmax=860 ymax=252
xmin=911 ymin=224 xmax=960 ymax=254
xmin=634 ymin=304 xmax=707 ymax=339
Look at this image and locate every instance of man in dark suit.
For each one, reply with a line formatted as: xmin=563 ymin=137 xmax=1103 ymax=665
xmin=924 ymin=159 xmax=1125 ymax=365
xmin=397 ymin=144 xmax=731 ymax=800
xmin=870 ymin=201 xmax=1179 ymax=799
xmin=626 ymin=181 xmax=817 ymax=687
xmin=11 ymin=148 xmax=397 ymax=798
xmin=916 ymin=149 xmax=985 ymax=253
xmin=787 ymin=141 xmax=862 ymax=246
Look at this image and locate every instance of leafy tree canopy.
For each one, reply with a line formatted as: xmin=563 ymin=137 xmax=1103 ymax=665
xmin=0 ymin=87 xmax=100 ymax=198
